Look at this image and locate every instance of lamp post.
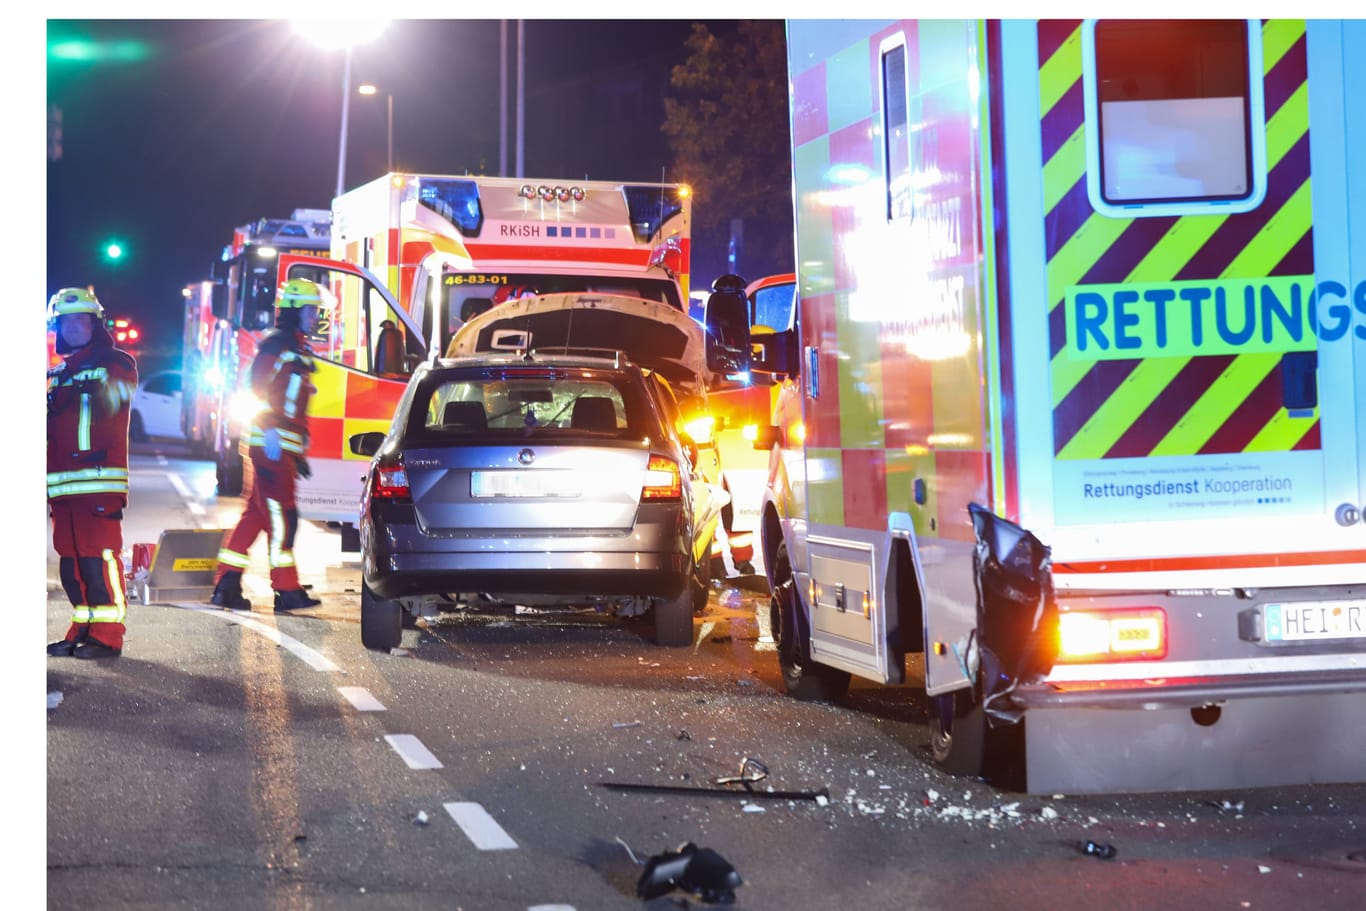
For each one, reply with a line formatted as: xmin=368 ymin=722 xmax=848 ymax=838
xmin=358 ymin=83 xmax=393 ymax=173
xmin=291 ymin=19 xmax=390 ymax=196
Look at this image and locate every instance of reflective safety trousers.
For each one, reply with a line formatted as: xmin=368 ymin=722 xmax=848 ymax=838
xmin=214 ymin=449 xmax=302 ymax=592
xmin=50 ymin=494 xmax=127 ymax=650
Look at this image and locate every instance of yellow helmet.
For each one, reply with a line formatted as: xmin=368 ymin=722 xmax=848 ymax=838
xmin=47 ymin=287 xmax=104 ymax=322
xmin=276 ymin=278 xmax=326 ymax=309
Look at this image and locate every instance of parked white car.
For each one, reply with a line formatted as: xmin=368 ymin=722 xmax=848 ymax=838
xmin=130 ymin=370 xmax=184 ymax=442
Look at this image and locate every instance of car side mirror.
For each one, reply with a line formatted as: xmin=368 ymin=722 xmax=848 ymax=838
xmin=704 ymin=288 xmax=751 ymax=377
xmin=349 ymin=431 xmax=386 ymax=457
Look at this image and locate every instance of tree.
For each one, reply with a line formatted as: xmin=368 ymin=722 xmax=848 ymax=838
xmin=663 ymin=21 xmax=794 ymax=284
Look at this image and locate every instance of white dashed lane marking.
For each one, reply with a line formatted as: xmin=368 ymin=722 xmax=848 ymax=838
xmin=384 ymin=734 xmax=444 ymax=770
xmin=445 ymin=801 xmax=518 ymax=850
xmin=338 ymin=686 xmax=386 ymax=711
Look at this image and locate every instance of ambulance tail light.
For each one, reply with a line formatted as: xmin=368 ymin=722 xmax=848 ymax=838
xmin=1055 ymin=606 xmax=1168 ymax=663
xmin=641 ymin=455 xmax=682 ymax=501
xmin=682 ymin=414 xmax=715 ymax=446
xmin=371 ymin=457 xmax=411 ymax=500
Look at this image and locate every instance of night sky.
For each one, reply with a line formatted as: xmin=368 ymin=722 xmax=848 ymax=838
xmin=44 ymin=17 xmax=739 ymax=374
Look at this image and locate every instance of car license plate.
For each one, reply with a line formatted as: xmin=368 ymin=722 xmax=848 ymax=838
xmin=1263 ymin=599 xmax=1366 ymax=643
xmin=470 ymin=470 xmax=579 ymax=498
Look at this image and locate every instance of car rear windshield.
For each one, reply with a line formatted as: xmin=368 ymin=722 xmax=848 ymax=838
xmin=405 ymin=368 xmax=659 ymax=443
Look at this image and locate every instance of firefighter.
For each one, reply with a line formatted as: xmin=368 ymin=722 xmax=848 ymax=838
xmin=209 ymin=278 xmax=325 ymax=613
xmin=46 ymin=287 xmax=138 ymax=659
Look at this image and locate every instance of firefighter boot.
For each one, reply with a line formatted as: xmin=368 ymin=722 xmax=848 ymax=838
xmin=47 ymin=639 xmax=77 ymax=657
xmin=274 ymin=588 xmax=321 ymax=612
xmin=210 ymin=572 xmax=251 ymax=610
xmin=73 ymin=640 xmax=121 ymax=660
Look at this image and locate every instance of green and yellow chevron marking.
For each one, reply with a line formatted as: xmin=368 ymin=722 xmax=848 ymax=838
xmin=1150 ymin=353 xmax=1281 ymax=456
xmin=1042 ymin=20 xmax=1313 ymax=459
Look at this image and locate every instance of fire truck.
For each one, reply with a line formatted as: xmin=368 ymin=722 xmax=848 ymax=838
xmin=276 ymin=174 xmax=743 ymax=555
xmin=183 ymin=210 xmax=332 ymax=494
xmin=703 ymin=19 xmax=1366 ymax=794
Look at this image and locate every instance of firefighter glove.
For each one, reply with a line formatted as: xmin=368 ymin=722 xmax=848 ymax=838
xmin=296 ymin=457 xmax=312 ymax=480
xmin=263 ymin=427 xmax=283 ymax=461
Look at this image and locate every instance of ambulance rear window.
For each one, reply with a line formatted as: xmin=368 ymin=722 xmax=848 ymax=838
xmin=1082 ymin=19 xmax=1266 ymax=217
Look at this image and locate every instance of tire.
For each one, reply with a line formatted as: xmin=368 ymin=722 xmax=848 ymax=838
xmin=216 ymin=445 xmax=243 ymax=497
xmin=929 ymin=689 xmax=987 ymax=778
xmin=361 ymin=581 xmax=402 ymax=651
xmin=652 ymin=584 xmax=694 ymax=647
xmin=769 ymin=540 xmax=851 ymax=701
xmin=129 ymin=411 xmax=147 ymax=443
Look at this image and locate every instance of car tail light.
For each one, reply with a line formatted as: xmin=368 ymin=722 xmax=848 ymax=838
xmin=1055 ymin=607 xmax=1167 ymax=663
xmin=641 ymin=455 xmax=681 ymax=500
xmin=371 ymin=458 xmax=410 ymax=500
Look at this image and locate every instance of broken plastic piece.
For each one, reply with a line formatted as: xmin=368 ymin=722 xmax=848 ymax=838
xmin=1080 ymin=839 xmax=1117 ymax=859
xmin=714 ymin=757 xmax=768 ymax=789
xmin=636 ymin=842 xmax=743 ymax=904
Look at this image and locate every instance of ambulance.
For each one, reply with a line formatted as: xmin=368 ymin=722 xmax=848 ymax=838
xmin=705 ymin=19 xmax=1366 ymax=793
xmin=276 ymin=174 xmax=723 ymax=548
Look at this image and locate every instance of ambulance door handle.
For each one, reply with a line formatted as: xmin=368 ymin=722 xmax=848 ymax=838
xmin=805 ymin=346 xmax=820 ymax=399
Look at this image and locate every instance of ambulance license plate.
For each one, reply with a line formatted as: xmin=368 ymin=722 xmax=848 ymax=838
xmin=471 ymin=470 xmax=579 ymax=499
xmin=1263 ymin=599 xmax=1366 ymax=643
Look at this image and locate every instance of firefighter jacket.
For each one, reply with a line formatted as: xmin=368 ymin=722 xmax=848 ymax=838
xmin=245 ymin=328 xmax=317 ymax=456
xmin=46 ymin=323 xmax=137 ymax=503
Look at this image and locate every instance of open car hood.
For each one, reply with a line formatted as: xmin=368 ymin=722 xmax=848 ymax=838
xmin=444 ymin=292 xmax=710 ymax=395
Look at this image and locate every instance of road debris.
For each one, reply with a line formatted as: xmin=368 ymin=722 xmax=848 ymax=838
xmin=48 ymin=691 xmax=64 ymax=710
xmin=602 ymin=759 xmax=827 ymax=802
xmin=413 ymin=810 xmax=430 ymax=826
xmin=635 ymin=842 xmax=743 ymax=904
xmin=1079 ymin=840 xmax=1117 ymax=859
xmin=612 ymin=721 xmax=642 ymax=729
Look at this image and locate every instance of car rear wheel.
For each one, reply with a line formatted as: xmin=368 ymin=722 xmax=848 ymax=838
xmin=770 ymin=540 xmax=851 ymax=701
xmin=129 ymin=411 xmax=147 ymax=443
xmin=361 ymin=581 xmax=402 ymax=651
xmin=652 ymin=584 xmax=694 ymax=647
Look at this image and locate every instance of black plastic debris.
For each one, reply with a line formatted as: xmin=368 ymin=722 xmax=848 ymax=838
xmin=968 ymin=503 xmax=1057 ymax=723
xmin=1079 ymin=839 xmax=1117 ymax=860
xmin=602 ymin=757 xmax=826 ymax=801
xmin=636 ymin=842 xmax=743 ymax=904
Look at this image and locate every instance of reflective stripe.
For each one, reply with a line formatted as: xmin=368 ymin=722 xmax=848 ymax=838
xmin=78 ymin=393 xmax=91 ymax=451
xmin=247 ymin=426 xmax=305 ymax=454
xmin=267 ymin=499 xmax=293 ymax=569
xmin=102 ymin=548 xmax=126 ymax=619
xmin=47 ymin=467 xmax=130 ymax=498
xmin=48 ymin=467 xmax=130 ymax=485
xmin=70 ymin=604 xmax=92 ymax=624
xmin=284 ymin=373 xmax=302 ymax=419
xmin=89 ymin=604 xmax=126 ymax=624
xmin=47 ymin=480 xmax=130 ymax=498
xmin=217 ymin=548 xmax=251 ymax=569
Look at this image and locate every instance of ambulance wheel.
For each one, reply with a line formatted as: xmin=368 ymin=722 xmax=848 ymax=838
xmin=652 ymin=584 xmax=695 ymax=647
xmin=361 ymin=581 xmax=402 ymax=651
xmin=929 ymin=689 xmax=986 ymax=778
xmin=216 ymin=453 xmax=243 ymax=497
xmin=770 ymin=540 xmax=851 ymax=702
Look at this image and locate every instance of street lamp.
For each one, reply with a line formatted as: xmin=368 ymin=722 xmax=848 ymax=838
xmin=357 ymin=83 xmax=393 ymax=173
xmin=291 ymin=19 xmax=390 ymax=197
